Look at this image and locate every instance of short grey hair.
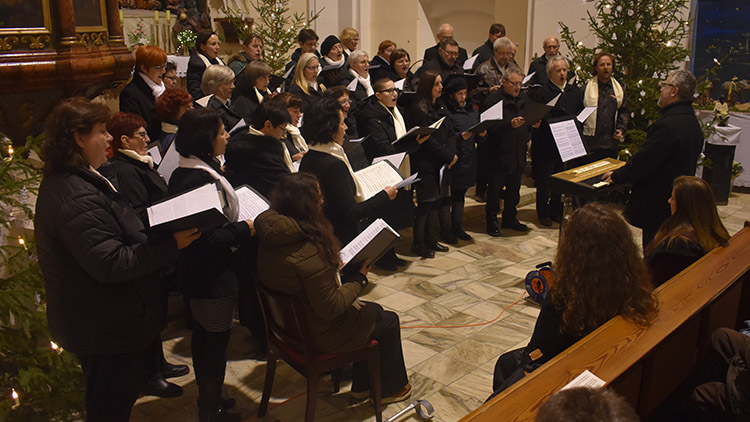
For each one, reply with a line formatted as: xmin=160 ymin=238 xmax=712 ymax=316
xmin=503 ymin=64 xmax=525 ymax=80
xmin=669 ymin=70 xmax=696 ymax=100
xmin=546 ymin=55 xmax=568 ymax=76
xmin=201 ymin=65 xmax=235 ymax=95
xmin=348 ymin=50 xmax=369 ymax=66
xmin=493 ymin=37 xmax=513 ymax=52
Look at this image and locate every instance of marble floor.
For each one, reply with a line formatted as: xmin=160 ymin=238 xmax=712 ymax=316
xmin=131 ymin=182 xmax=750 ymax=422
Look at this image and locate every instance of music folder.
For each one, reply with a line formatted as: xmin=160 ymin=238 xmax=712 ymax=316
xmin=391 ymin=116 xmax=446 ymax=146
xmin=234 ymin=184 xmax=270 ymax=221
xmin=468 ymin=99 xmax=503 ymax=133
xmin=147 ymin=141 xmax=162 ymax=166
xmin=146 ymin=182 xmax=228 ymax=234
xmin=340 ymin=218 xmax=400 ymax=272
xmin=353 ymin=160 xmax=405 ymax=201
xmin=269 ymin=74 xmax=286 ymax=92
xmin=520 ymin=98 xmax=555 ymax=126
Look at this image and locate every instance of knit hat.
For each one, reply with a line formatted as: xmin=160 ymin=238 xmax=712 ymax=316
xmin=445 ymin=76 xmax=468 ymax=96
xmin=321 ymin=35 xmax=341 ymax=57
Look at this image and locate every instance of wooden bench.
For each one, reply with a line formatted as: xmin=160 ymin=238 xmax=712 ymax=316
xmin=460 ymin=222 xmax=750 ymax=422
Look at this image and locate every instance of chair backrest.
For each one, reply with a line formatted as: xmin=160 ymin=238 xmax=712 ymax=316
xmin=256 ymin=282 xmax=317 ymax=356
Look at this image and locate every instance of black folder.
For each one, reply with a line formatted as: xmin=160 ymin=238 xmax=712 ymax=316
xmin=145 ymin=182 xmax=229 ymax=234
xmin=520 ymin=100 xmax=554 ymax=126
xmin=340 ymin=219 xmax=400 ymax=273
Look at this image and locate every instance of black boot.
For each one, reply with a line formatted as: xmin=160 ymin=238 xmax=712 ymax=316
xmin=486 ymin=218 xmax=501 ymax=237
xmin=198 ymin=379 xmax=241 ymax=422
xmin=451 ymin=203 xmax=472 ymax=240
xmin=426 ymin=209 xmax=449 ymax=252
xmin=438 ymin=204 xmax=457 ymax=244
xmin=412 ymin=213 xmax=435 ymax=258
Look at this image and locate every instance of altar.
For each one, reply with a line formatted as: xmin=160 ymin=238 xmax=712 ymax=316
xmin=697 ymin=110 xmax=750 ymax=187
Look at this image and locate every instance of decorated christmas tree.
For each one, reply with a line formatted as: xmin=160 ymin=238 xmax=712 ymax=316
xmin=0 ymin=135 xmax=85 ymax=422
xmin=559 ymin=0 xmax=691 ymax=153
xmin=224 ymin=0 xmax=321 ymax=74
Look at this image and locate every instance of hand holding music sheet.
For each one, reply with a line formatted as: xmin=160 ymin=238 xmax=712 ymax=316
xmin=353 ymin=160 xmax=404 ymax=200
xmin=520 ymin=93 xmax=561 ymax=127
xmin=549 ymin=118 xmax=588 ymax=162
xmin=468 ymin=100 xmax=503 ymax=133
xmin=394 ymin=172 xmax=419 ymax=189
xmin=146 ymin=182 xmax=227 ymax=233
xmin=391 ymin=116 xmax=446 ymax=146
xmin=340 ymin=218 xmax=400 ymax=271
xmin=234 ymin=185 xmax=270 ymax=221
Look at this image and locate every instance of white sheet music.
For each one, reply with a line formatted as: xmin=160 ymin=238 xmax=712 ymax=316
xmin=394 ymin=172 xmax=419 ymax=189
xmin=394 ymin=78 xmax=406 ymax=90
xmin=158 ymin=139 xmax=180 ymax=183
xmin=577 ymin=106 xmax=597 ymax=123
xmin=463 ymin=54 xmax=479 ymax=70
xmin=547 ymin=93 xmax=562 ymax=107
xmin=523 ymin=72 xmax=536 ymax=85
xmin=147 ymin=183 xmax=222 ymax=227
xmin=234 ymin=186 xmax=270 ymax=221
xmin=480 ymin=100 xmax=503 ymax=122
xmin=373 ymin=152 xmax=406 ymax=169
xmin=230 ymin=118 xmax=246 ymax=133
xmin=430 ymin=116 xmax=446 ymax=129
xmin=340 ymin=218 xmax=399 ymax=266
xmin=549 ymin=118 xmax=588 ymax=162
xmin=148 ymin=145 xmax=162 ymax=165
xmin=353 ymin=161 xmax=403 ymax=200
xmin=349 ymin=136 xmax=367 ymax=143
xmin=561 ymin=370 xmax=606 ymax=390
xmin=347 ymin=77 xmax=358 ymax=92
xmin=282 ymin=66 xmax=294 ymax=79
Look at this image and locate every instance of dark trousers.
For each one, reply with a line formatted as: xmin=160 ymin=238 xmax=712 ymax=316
xmin=77 ymin=347 xmax=147 ymax=422
xmin=693 ymin=328 xmax=750 ymax=421
xmin=533 ymin=157 xmax=563 ymax=220
xmin=351 ymin=303 xmax=409 ymax=398
xmin=191 ymin=321 xmax=231 ymax=384
xmin=413 ymin=200 xmax=439 ymax=246
xmin=486 ymin=171 xmax=522 ymax=224
xmin=488 ymin=348 xmax=527 ymax=401
xmin=476 ymin=140 xmax=490 ymax=195
xmin=143 ymin=335 xmax=164 ymax=383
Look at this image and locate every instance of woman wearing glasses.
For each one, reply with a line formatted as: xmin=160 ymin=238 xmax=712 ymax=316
xmin=288 ymin=52 xmax=326 ymax=111
xmin=120 ymin=45 xmax=168 ymax=141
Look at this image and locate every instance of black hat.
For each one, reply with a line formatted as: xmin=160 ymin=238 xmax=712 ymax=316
xmin=445 ymin=76 xmax=468 ymax=96
xmin=321 ymin=35 xmax=341 ymax=57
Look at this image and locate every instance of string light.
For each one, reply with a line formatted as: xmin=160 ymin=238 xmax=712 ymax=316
xmin=11 ymin=389 xmax=20 ymax=409
xmin=666 ymin=40 xmax=673 ymax=47
xmin=8 ymin=146 xmax=13 ymax=155
xmin=18 ymin=236 xmax=27 ymax=250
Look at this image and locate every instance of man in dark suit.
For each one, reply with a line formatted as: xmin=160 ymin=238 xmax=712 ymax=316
xmin=422 ymin=23 xmax=469 ymax=67
xmin=472 ymin=23 xmax=506 ymax=70
xmin=527 ymin=36 xmax=561 ymax=88
xmin=603 ymin=70 xmax=704 ymax=248
xmin=419 ymin=38 xmax=465 ymax=83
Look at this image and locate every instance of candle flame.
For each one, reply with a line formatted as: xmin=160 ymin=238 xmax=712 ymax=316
xmin=11 ymin=389 xmax=18 ymax=400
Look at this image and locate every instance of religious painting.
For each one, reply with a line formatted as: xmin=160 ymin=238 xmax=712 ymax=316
xmin=0 ymin=0 xmax=51 ymax=33
xmin=73 ymin=0 xmax=108 ymax=30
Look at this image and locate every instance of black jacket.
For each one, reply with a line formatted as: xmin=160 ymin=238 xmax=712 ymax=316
xmin=527 ymin=55 xmax=576 ymax=95
xmin=356 ymin=96 xmax=413 ymax=162
xmin=423 ymin=43 xmax=468 ymax=67
xmin=612 ymin=100 xmax=704 ymax=230
xmin=186 ymin=52 xmax=221 ymax=100
xmin=99 ymin=152 xmax=168 ymax=225
xmin=445 ymin=97 xmax=480 ymax=189
xmin=387 ymin=69 xmax=417 ymax=92
xmin=483 ymin=90 xmax=531 ymax=174
xmin=284 ymin=48 xmax=321 ymax=88
xmin=529 ymin=80 xmax=584 ymax=162
xmin=299 ymin=149 xmax=391 ymax=244
xmin=119 ymin=72 xmax=161 ymax=141
xmin=335 ymin=69 xmax=371 ymax=103
xmin=224 ymin=131 xmax=291 ymax=198
xmin=341 ymin=114 xmax=369 ymax=171
xmin=418 ymin=56 xmax=464 ymax=85
xmin=405 ymin=99 xmax=457 ymax=202
xmin=472 ymin=39 xmax=494 ymax=70
xmin=287 ymin=82 xmax=325 ymax=112
xmin=36 ymin=167 xmax=177 ymax=355
xmin=168 ymin=165 xmax=253 ymax=299
xmin=369 ymin=55 xmax=391 ymax=82
xmin=205 ymin=95 xmax=242 ymax=133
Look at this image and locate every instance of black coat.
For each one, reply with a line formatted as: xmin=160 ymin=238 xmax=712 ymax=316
xmin=356 ymin=96 xmax=413 ymax=162
xmin=529 ymin=80 xmax=584 ymax=162
xmin=205 ymin=95 xmax=242 ymax=133
xmin=119 ymin=72 xmax=161 ymax=141
xmin=167 ymin=165 xmax=253 ymax=299
xmin=369 ymin=55 xmax=391 ymax=82
xmin=224 ymin=132 xmax=291 ymax=199
xmin=36 ymin=167 xmax=177 ymax=355
xmin=418 ymin=56 xmax=464 ymax=85
xmin=299 ymin=149 xmax=391 ymax=244
xmin=611 ymin=100 xmax=704 ymax=230
xmin=335 ymin=70 xmax=371 ymax=103
xmin=387 ymin=69 xmax=417 ymax=92
xmin=527 ymin=55 xmax=576 ymax=95
xmin=341 ymin=114 xmax=369 ymax=171
xmin=284 ymin=48 xmax=322 ymax=87
xmin=483 ymin=90 xmax=531 ymax=174
xmin=99 ymin=152 xmax=168 ymax=225
xmin=445 ymin=98 xmax=480 ymax=189
xmin=423 ymin=43 xmax=468 ymax=67
xmin=646 ymin=234 xmax=705 ymax=288
xmin=186 ymin=52 xmax=221 ymax=100
xmin=287 ymin=82 xmax=325 ymax=112
xmin=405 ymin=99 xmax=457 ymax=202
xmin=472 ymin=39 xmax=494 ymax=70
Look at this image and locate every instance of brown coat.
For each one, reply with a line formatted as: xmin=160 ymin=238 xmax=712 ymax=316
xmin=255 ymin=209 xmax=378 ymax=353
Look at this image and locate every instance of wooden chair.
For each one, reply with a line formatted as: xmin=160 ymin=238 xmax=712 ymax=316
xmin=255 ymin=283 xmax=383 ymax=422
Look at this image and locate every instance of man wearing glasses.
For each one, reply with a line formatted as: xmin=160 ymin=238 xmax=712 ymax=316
xmin=474 ymin=37 xmax=515 ymax=104
xmin=419 ymin=38 xmax=464 ymax=83
xmin=602 ymin=70 xmax=704 ymax=248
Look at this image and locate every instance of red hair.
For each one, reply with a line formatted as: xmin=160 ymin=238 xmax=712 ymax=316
xmin=135 ymin=45 xmax=167 ymax=72
xmin=155 ymin=88 xmax=193 ymax=122
xmin=378 ymin=40 xmax=396 ymax=55
xmin=107 ymin=112 xmax=146 ymax=151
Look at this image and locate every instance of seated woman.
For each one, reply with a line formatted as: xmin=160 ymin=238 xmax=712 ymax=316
xmin=228 ymin=33 xmax=263 ymax=76
xmin=490 ymin=203 xmax=658 ymax=399
xmin=318 ymin=35 xmax=347 ymax=88
xmin=288 ymin=52 xmax=326 ymax=111
xmin=255 ymin=172 xmax=411 ymax=403
xmin=645 ymin=175 xmax=730 ymax=287
xmin=232 ymin=60 xmax=274 ymax=119
xmin=388 ymin=48 xmax=416 ymax=92
xmin=336 ymin=50 xmax=375 ymax=103
xmin=155 ymin=87 xmax=193 ymax=151
xmin=274 ymin=92 xmax=309 ymax=163
xmin=197 ymin=65 xmax=241 ymax=132
xmin=168 ymin=108 xmax=253 ymax=422
xmin=187 ymin=31 xmax=225 ymax=100
xmin=35 ymin=98 xmax=199 ymax=422
xmin=119 ymin=44 xmax=167 ymax=140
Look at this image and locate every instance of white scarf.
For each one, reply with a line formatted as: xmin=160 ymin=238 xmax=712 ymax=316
xmin=349 ymin=69 xmax=374 ymax=97
xmin=197 ymin=52 xmax=225 ymax=69
xmin=379 ymin=101 xmax=410 ymax=177
xmin=119 ymin=148 xmax=154 ymax=169
xmin=254 ymin=87 xmax=271 ymax=104
xmin=323 ymin=55 xmax=345 ymax=68
xmin=178 ymin=154 xmax=239 ymax=222
xmin=248 ymin=126 xmax=296 ymax=173
xmin=285 ymin=123 xmax=309 ymax=152
xmin=583 ymin=76 xmax=624 ymax=136
xmin=308 ymin=80 xmax=319 ymax=92
xmin=308 ymin=141 xmax=366 ymax=202
xmin=89 ymin=166 xmax=118 ymax=192
xmin=139 ymin=72 xmax=165 ymax=98
xmin=161 ymin=121 xmax=178 ymax=134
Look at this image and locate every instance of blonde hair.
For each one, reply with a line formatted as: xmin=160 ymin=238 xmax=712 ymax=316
xmin=339 ymin=27 xmax=359 ymax=46
xmin=293 ymin=53 xmax=325 ymax=95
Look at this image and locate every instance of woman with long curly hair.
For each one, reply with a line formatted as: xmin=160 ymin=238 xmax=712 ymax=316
xmin=489 ymin=203 xmax=658 ymax=398
xmin=645 ymin=176 xmax=730 ymax=287
xmin=255 ymin=172 xmax=411 ymax=404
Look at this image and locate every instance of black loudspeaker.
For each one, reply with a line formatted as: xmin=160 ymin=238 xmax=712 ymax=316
xmin=702 ymin=143 xmax=736 ymax=205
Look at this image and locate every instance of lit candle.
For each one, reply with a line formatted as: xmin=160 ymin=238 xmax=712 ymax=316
xmin=119 ymin=9 xmax=123 ymax=24
xmin=8 ymin=145 xmax=13 ymax=155
xmin=18 ymin=236 xmax=26 ymax=250
xmin=11 ymin=389 xmax=19 ymax=409
xmin=50 ymin=341 xmax=62 ymax=354
xmin=166 ymin=10 xmax=170 ymax=24
xmin=154 ymin=10 xmax=159 ymax=24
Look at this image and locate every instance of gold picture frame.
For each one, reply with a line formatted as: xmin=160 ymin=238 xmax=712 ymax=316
xmin=0 ymin=0 xmax=53 ymax=35
xmin=73 ymin=0 xmax=108 ymax=33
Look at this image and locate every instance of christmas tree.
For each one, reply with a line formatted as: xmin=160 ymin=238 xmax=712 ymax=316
xmin=224 ymin=0 xmax=322 ymax=74
xmin=559 ymin=0 xmax=691 ymax=152
xmin=0 ymin=135 xmax=85 ymax=422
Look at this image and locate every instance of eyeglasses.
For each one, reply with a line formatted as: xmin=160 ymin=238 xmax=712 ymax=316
xmin=443 ymin=50 xmax=459 ymax=57
xmin=305 ymin=65 xmax=321 ymax=71
xmin=153 ymin=63 xmax=167 ymax=70
xmin=504 ymin=81 xmax=522 ymax=87
xmin=377 ymin=88 xmax=399 ymax=94
xmin=132 ymin=130 xmax=149 ymax=139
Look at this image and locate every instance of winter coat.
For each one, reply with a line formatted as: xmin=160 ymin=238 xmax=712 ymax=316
xmin=482 ymin=89 xmax=531 ymax=175
xmin=224 ymin=132 xmax=291 ymax=199
xmin=36 ymin=166 xmax=177 ymax=355
xmin=204 ymin=95 xmax=242 ymax=133
xmin=645 ymin=230 xmax=705 ymax=288
xmin=287 ymin=82 xmax=325 ymax=112
xmin=418 ymin=56 xmax=464 ymax=86
xmin=356 ymin=96 xmax=414 ymax=162
xmin=335 ymin=70 xmax=371 ymax=103
xmin=119 ymin=72 xmax=161 ymax=141
xmin=99 ymin=151 xmax=168 ymax=225
xmin=423 ymin=43 xmax=469 ymax=67
xmin=187 ymin=52 xmax=222 ymax=100
xmin=445 ymin=98 xmax=479 ymax=189
xmin=529 ymin=80 xmax=584 ymax=163
xmin=472 ymin=39 xmax=495 ymax=70
xmin=255 ymin=209 xmax=377 ymax=353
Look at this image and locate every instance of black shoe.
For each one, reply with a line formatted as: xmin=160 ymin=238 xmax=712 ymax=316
xmin=162 ymin=361 xmax=190 ymax=379
xmin=411 ymin=244 xmax=435 ymax=258
xmin=474 ymin=192 xmax=486 ymax=203
xmin=141 ymin=377 xmax=183 ymax=398
xmin=427 ymin=242 xmax=449 ymax=252
xmin=487 ymin=226 xmax=501 ymax=237
xmin=452 ymin=228 xmax=472 ymax=240
xmin=539 ymin=218 xmax=553 ymax=227
xmin=199 ymin=408 xmax=241 ymax=422
xmin=220 ymin=397 xmax=236 ymax=410
xmin=440 ymin=230 xmax=459 ymax=245
xmin=393 ymin=255 xmax=408 ymax=266
xmin=501 ymin=220 xmax=529 ymax=232
xmin=374 ymin=255 xmax=398 ymax=271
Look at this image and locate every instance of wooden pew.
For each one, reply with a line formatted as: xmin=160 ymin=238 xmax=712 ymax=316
xmin=460 ymin=222 xmax=750 ymax=422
